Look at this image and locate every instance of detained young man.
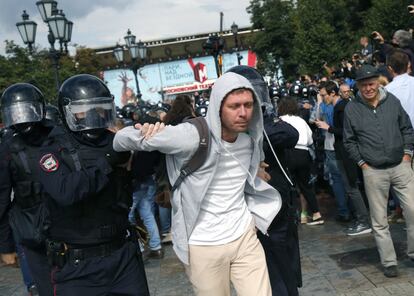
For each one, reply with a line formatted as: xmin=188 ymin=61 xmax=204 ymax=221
xmin=113 ymin=72 xmax=282 ymax=296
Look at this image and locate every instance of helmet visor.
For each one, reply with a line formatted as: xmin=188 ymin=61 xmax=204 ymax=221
xmin=250 ymin=79 xmax=271 ymax=105
xmin=1 ymin=102 xmax=43 ymax=128
xmin=63 ymin=97 xmax=116 ymax=132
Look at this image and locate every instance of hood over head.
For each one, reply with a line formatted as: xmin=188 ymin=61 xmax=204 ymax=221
xmin=205 ymin=72 xmax=264 ymax=145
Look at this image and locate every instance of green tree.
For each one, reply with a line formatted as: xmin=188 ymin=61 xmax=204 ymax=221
xmin=247 ymin=0 xmax=374 ymax=78
xmin=291 ymin=0 xmax=358 ymax=75
xmin=73 ymin=47 xmax=104 ymax=75
xmin=363 ymin=0 xmax=413 ymax=40
xmin=247 ymin=0 xmax=296 ymax=77
xmin=0 ymin=41 xmax=104 ymax=105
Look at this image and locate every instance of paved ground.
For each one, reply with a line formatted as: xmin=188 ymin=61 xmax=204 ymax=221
xmin=1 ymin=193 xmax=413 ymax=296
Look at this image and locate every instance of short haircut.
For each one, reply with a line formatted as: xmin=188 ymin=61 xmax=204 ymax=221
xmin=373 ymin=50 xmax=386 ymax=64
xmin=220 ymin=88 xmax=255 ymax=116
xmin=386 ymin=49 xmax=409 ymax=75
xmin=277 ymin=96 xmax=299 ymax=116
xmin=320 ymin=80 xmax=339 ymax=95
xmin=224 ymin=87 xmax=253 ymax=99
xmin=222 ymin=88 xmax=255 ymax=106
xmin=339 ymin=83 xmax=350 ymax=91
xmin=393 ymin=30 xmax=412 ymax=48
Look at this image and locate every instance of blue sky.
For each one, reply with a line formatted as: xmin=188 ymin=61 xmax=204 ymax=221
xmin=1 ymin=0 xmax=251 ymax=54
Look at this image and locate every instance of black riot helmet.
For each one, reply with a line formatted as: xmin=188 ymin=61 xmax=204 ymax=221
xmin=45 ymin=104 xmax=61 ymax=124
xmin=307 ymin=84 xmax=319 ymax=100
xmin=121 ymin=104 xmax=136 ymax=120
xmin=195 ymin=105 xmax=208 ymax=117
xmin=0 ymin=83 xmax=45 ymax=128
xmin=226 ymin=66 xmax=271 ymax=105
xmin=302 ymin=86 xmax=309 ymax=98
xmin=289 ymin=82 xmax=303 ymax=97
xmin=58 ymin=74 xmax=116 ymax=133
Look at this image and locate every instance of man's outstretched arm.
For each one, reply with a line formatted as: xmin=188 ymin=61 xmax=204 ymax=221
xmin=113 ymin=122 xmax=200 ymax=155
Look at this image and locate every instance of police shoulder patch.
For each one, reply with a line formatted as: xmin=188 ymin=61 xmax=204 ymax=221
xmin=39 ymin=153 xmax=59 ymax=172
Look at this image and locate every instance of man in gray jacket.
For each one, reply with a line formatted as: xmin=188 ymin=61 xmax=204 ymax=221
xmin=343 ymin=64 xmax=414 ymax=278
xmin=113 ymin=72 xmax=281 ymax=296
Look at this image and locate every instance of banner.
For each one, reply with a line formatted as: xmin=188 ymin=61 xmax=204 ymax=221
xmin=103 ymin=50 xmax=257 ymax=106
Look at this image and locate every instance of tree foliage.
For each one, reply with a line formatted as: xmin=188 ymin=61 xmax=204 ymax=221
xmin=0 ymin=41 xmax=104 ymax=105
xmin=247 ymin=0 xmax=295 ymax=76
xmin=363 ymin=0 xmax=413 ymax=39
xmin=248 ymin=0 xmax=414 ymax=78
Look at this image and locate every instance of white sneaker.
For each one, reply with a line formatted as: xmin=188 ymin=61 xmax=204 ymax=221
xmin=162 ymin=232 xmax=172 ymax=243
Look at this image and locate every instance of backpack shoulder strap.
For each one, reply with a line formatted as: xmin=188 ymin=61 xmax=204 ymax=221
xmin=171 ymin=117 xmax=210 ymax=192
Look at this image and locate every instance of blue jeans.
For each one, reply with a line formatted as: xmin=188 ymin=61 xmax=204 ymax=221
xmin=15 ymin=243 xmax=34 ymax=289
xmin=158 ymin=206 xmax=171 ymax=234
xmin=129 ymin=176 xmax=161 ymax=251
xmin=325 ymin=150 xmax=349 ymax=217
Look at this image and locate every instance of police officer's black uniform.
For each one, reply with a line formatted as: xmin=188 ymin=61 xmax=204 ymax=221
xmin=35 ymin=74 xmax=149 ymax=296
xmin=0 ymin=129 xmax=15 ymax=260
xmin=0 ymin=83 xmax=54 ymax=296
xmin=261 ymin=115 xmax=302 ymax=296
xmin=227 ymin=66 xmax=302 ymax=296
xmin=0 ymin=142 xmax=16 ymax=266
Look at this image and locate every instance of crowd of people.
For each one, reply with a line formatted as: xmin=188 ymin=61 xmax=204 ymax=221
xmin=265 ymin=27 xmax=414 ymax=280
xmin=0 ymin=21 xmax=414 ymax=296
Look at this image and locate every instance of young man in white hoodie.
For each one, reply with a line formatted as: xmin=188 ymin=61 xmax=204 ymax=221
xmin=113 ymin=72 xmax=281 ymax=296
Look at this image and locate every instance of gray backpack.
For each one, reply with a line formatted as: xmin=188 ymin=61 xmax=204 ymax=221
xmin=154 ymin=116 xmax=210 ymax=208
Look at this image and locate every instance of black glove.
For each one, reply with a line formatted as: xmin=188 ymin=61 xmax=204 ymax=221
xmin=105 ymin=150 xmax=130 ymax=167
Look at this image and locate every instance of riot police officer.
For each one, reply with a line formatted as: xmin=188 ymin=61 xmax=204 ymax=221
xmin=44 ymin=104 xmax=61 ymax=125
xmin=227 ymin=66 xmax=302 ymax=296
xmin=35 ymin=74 xmax=149 ymax=295
xmin=0 ymin=83 xmax=54 ymax=296
xmin=289 ymin=81 xmax=315 ymax=123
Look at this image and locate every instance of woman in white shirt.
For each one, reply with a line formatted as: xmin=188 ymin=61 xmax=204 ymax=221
xmin=278 ymin=97 xmax=324 ymax=225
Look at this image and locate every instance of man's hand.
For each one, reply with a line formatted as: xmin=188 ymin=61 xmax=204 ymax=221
xmin=257 ymin=162 xmax=271 ymax=182
xmin=118 ymin=71 xmax=132 ymax=84
xmin=360 ymin=163 xmax=370 ymax=170
xmin=371 ymin=31 xmax=385 ymax=44
xmin=135 ymin=122 xmax=165 ymax=140
xmin=316 ymin=94 xmax=323 ymax=104
xmin=1 ymin=253 xmax=17 ymax=265
xmin=315 ymin=120 xmax=330 ymax=130
xmin=403 ymin=154 xmax=412 ymax=162
xmin=302 ymin=103 xmax=312 ymax=110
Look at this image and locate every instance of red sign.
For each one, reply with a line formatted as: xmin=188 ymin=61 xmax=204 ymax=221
xmin=188 ymin=58 xmax=208 ymax=83
xmin=163 ymin=80 xmax=215 ymax=95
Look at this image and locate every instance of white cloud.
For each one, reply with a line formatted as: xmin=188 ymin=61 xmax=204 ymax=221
xmin=2 ymin=0 xmax=251 ymax=53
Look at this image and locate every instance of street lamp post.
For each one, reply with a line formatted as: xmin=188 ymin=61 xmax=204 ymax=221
xmin=16 ymin=0 xmax=73 ymax=93
xmin=203 ymin=34 xmax=224 ymax=77
xmin=231 ymin=22 xmax=242 ymax=65
xmin=113 ymin=29 xmax=147 ymax=99
xmin=16 ymin=11 xmax=37 ymax=54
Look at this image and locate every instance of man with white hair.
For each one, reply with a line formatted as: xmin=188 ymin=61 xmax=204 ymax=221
xmin=372 ymin=29 xmax=414 ymax=74
xmin=344 ymin=64 xmax=414 ymax=278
